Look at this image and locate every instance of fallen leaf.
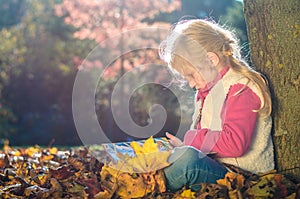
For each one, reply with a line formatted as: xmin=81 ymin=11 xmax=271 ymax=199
xmin=0 ymin=154 xmax=10 ymax=169
xmin=49 ymin=178 xmax=63 ymax=198
xmin=130 ymin=136 xmax=159 ymax=154
xmin=48 ymin=147 xmax=58 ymax=155
xmin=217 ymin=172 xmax=245 ymax=190
xmin=49 ymin=165 xmax=74 ymax=180
xmin=25 ymin=147 xmax=40 ymax=157
xmin=75 ymin=176 xmax=102 ymax=198
xmin=180 ymin=189 xmax=196 ymax=198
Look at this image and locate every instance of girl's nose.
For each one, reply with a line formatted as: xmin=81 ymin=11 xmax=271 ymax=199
xmin=189 ymin=80 xmax=196 ymax=88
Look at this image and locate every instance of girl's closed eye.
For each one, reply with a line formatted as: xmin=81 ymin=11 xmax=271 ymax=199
xmin=184 ymin=74 xmax=192 ymax=80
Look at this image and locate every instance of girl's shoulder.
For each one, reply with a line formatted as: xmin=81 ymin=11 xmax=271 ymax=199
xmin=223 ymin=68 xmax=247 ymax=83
xmin=222 ymin=69 xmax=263 ymax=101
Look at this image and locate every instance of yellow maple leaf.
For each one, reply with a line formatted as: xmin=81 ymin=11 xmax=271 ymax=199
xmin=111 ymin=150 xmax=170 ymax=174
xmin=101 ymin=164 xmax=167 ymax=198
xmin=49 ymin=147 xmax=58 ymax=155
xmin=13 ymin=150 xmax=21 ymax=156
xmin=117 ymin=172 xmax=153 ymax=197
xmin=130 ymin=141 xmax=144 ymax=154
xmin=180 ymin=189 xmax=196 ymax=198
xmin=109 ymin=136 xmax=170 ymax=173
xmin=217 ymin=172 xmax=245 ymax=190
xmin=26 ymin=146 xmax=40 ymax=157
xmin=42 ymin=154 xmax=54 ymax=161
xmin=130 ymin=136 xmax=158 ymax=154
xmin=100 ymin=137 xmax=171 ymax=198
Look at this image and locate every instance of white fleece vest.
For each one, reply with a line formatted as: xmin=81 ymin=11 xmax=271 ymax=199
xmin=191 ymin=69 xmax=274 ymax=173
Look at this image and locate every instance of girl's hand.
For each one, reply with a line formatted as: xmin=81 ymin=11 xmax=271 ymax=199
xmin=166 ymin=132 xmax=184 ymax=147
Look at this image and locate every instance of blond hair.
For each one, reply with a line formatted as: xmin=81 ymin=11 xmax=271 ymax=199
xmin=159 ymin=19 xmax=271 ymax=116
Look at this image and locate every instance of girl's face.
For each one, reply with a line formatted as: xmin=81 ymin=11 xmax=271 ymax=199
xmin=181 ymin=67 xmax=206 ymax=89
xmin=175 ymin=65 xmax=219 ymax=90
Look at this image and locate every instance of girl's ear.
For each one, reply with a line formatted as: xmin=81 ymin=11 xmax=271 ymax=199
xmin=207 ymin=52 xmax=219 ymax=67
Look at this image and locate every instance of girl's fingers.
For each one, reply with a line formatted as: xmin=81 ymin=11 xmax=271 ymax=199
xmin=166 ymin=132 xmax=184 ymax=147
xmin=165 ymin=132 xmax=174 ymax=139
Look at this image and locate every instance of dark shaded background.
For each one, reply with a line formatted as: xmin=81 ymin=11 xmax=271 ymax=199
xmin=0 ymin=0 xmax=247 ymax=146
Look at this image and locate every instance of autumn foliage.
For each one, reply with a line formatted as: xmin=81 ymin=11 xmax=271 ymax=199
xmin=1 ymin=137 xmax=299 ymax=198
xmin=54 ymin=0 xmax=181 ymax=78
xmin=54 ymin=0 xmax=181 ymax=42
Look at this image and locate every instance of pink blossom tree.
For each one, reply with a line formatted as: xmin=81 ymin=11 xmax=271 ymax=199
xmin=55 ymin=0 xmax=181 ymax=76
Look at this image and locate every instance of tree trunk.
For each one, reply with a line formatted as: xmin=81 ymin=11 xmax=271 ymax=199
xmin=244 ymin=0 xmax=300 ymax=182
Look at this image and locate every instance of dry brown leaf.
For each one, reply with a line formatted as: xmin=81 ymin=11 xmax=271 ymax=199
xmin=0 ymin=154 xmax=10 ymax=169
xmin=217 ymin=172 xmax=245 ymax=190
xmin=49 ymin=165 xmax=74 ymax=180
xmin=68 ymin=156 xmax=85 ymax=171
xmin=75 ymin=176 xmax=103 ymax=198
xmin=49 ymin=178 xmax=63 ymax=198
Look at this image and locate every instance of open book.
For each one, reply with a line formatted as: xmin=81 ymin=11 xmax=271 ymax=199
xmin=102 ymin=137 xmax=172 ymax=163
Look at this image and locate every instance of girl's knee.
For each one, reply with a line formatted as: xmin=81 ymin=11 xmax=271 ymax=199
xmin=168 ymin=146 xmax=206 ymax=164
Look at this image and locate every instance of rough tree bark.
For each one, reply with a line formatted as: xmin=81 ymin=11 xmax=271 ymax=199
xmin=244 ymin=0 xmax=300 ymax=182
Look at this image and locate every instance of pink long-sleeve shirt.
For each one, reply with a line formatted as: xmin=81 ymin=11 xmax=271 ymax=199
xmin=184 ymin=71 xmax=261 ymax=158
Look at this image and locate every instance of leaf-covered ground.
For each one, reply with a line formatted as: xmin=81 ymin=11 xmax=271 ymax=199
xmin=0 ymin=140 xmax=299 ymax=199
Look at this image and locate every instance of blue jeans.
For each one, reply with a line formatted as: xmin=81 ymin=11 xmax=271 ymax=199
xmin=163 ymin=146 xmax=227 ymax=191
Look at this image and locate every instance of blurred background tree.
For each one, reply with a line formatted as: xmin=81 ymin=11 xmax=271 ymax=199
xmin=1 ymin=0 xmax=95 ymax=145
xmin=0 ymin=0 xmax=247 ymax=146
xmin=0 ymin=0 xmax=27 ymax=137
xmin=0 ymin=0 xmax=26 ymax=29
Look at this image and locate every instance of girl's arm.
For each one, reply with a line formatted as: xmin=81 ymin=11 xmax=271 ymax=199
xmin=184 ymin=83 xmax=261 ymax=157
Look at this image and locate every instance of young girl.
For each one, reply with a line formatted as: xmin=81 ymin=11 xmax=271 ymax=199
xmin=159 ymin=19 xmax=274 ymax=191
